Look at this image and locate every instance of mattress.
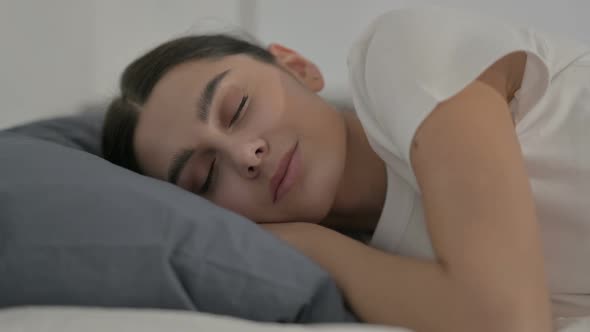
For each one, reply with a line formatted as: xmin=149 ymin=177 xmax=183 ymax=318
xmin=1 ymin=306 xmax=589 ymax=332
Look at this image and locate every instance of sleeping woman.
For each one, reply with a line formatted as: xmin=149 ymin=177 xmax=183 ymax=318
xmin=101 ymin=6 xmax=590 ymax=332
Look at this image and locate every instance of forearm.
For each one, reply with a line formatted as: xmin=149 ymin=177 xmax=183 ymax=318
xmin=293 ymin=225 xmax=552 ymax=332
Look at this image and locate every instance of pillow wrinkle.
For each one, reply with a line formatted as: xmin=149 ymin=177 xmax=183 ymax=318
xmin=0 ymin=110 xmax=357 ymax=322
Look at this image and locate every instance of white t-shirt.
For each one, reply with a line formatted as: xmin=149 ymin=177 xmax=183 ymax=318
xmin=347 ymin=6 xmax=590 ymax=317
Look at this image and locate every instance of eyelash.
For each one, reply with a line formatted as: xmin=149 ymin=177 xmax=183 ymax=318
xmin=199 ymin=158 xmax=216 ymax=194
xmin=199 ymin=94 xmax=249 ymax=194
xmin=229 ymin=95 xmax=248 ymax=127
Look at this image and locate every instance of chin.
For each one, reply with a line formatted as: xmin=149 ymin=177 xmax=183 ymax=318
xmin=291 ymin=169 xmax=343 ymax=224
xmin=293 ymin=182 xmax=339 ymax=223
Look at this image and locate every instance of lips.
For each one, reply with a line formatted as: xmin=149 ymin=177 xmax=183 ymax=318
xmin=269 ymin=142 xmax=299 ymax=203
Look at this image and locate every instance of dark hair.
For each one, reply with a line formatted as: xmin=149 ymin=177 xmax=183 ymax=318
xmin=101 ymin=34 xmax=276 ymax=174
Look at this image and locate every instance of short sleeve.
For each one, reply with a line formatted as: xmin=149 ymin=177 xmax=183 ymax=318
xmin=348 ymin=6 xmax=550 ymax=183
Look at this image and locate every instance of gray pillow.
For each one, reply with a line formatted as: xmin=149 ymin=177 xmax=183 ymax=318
xmin=0 ymin=112 xmax=357 ymax=323
xmin=3 ymin=107 xmax=105 ymax=156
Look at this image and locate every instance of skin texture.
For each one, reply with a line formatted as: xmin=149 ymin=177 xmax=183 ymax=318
xmin=264 ymin=52 xmax=552 ymax=331
xmin=135 ymin=42 xmax=552 ymax=331
xmin=134 ymin=44 xmax=386 ymax=228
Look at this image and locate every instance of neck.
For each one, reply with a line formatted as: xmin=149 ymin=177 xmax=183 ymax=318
xmin=322 ymin=110 xmax=387 ymax=232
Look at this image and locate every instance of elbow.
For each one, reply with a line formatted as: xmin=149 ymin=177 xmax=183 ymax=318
xmin=440 ymin=260 xmax=553 ymax=332
xmin=456 ymin=288 xmax=553 ymax=332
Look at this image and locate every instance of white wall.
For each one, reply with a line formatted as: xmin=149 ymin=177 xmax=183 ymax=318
xmin=0 ymin=0 xmax=95 ymax=128
xmin=0 ymin=0 xmax=245 ymax=129
xmin=91 ymin=0 xmax=249 ymax=102
xmin=1 ymin=0 xmax=589 ymax=129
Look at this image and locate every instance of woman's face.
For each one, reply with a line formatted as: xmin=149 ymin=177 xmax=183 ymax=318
xmin=134 ymin=44 xmax=348 ymax=223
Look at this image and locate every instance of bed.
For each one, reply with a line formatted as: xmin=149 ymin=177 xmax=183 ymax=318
xmin=1 ymin=306 xmax=589 ymax=332
xmin=0 ymin=306 xmax=405 ymax=332
xmin=2 ymin=2 xmax=590 ymax=331
xmin=1 ymin=101 xmax=589 ymax=332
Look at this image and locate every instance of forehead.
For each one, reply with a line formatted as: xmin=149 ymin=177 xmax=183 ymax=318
xmin=133 ymin=54 xmax=259 ymax=178
xmin=141 ymin=54 xmax=263 ymax=120
xmin=149 ymin=55 xmax=236 ymax=107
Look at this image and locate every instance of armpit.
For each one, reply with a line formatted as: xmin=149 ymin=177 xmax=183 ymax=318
xmin=476 ymin=51 xmax=527 ymax=104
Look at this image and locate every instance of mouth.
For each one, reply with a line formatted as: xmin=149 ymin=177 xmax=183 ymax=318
xmin=270 ymin=141 xmax=300 ymax=203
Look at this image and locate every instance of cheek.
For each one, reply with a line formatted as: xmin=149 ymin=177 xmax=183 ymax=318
xmin=252 ymin=72 xmax=288 ymax=126
xmin=210 ymin=174 xmax=266 ymax=221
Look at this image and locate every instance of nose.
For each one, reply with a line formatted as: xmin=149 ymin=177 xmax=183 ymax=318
xmin=227 ymin=138 xmax=267 ymax=179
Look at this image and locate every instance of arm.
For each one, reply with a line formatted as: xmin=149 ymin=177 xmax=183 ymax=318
xmin=265 ymin=70 xmax=552 ymax=331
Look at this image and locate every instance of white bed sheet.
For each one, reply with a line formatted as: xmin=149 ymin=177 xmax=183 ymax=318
xmin=2 ymin=306 xmax=590 ymax=332
xmin=0 ymin=307 xmax=408 ymax=332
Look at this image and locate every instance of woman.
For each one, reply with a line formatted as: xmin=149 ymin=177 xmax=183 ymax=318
xmin=102 ymin=6 xmax=590 ymax=332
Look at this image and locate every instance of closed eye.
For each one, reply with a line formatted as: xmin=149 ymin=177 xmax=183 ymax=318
xmin=229 ymin=95 xmax=248 ymax=127
xmin=198 ymin=95 xmax=247 ymax=194
xmin=199 ymin=158 xmax=216 ymax=194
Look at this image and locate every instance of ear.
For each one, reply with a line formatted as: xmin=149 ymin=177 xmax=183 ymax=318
xmin=267 ymin=43 xmax=324 ymax=92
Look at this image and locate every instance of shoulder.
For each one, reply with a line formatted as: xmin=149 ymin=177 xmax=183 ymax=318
xmin=350 ymin=6 xmax=531 ymax=107
xmin=367 ymin=6 xmax=504 ymax=40
xmin=358 ymin=6 xmax=525 ymax=90
xmin=347 ymin=6 xmax=538 ymax=169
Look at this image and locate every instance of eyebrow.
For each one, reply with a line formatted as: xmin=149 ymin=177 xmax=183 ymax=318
xmin=167 ymin=68 xmax=231 ymax=184
xmin=197 ymin=68 xmax=231 ymax=122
